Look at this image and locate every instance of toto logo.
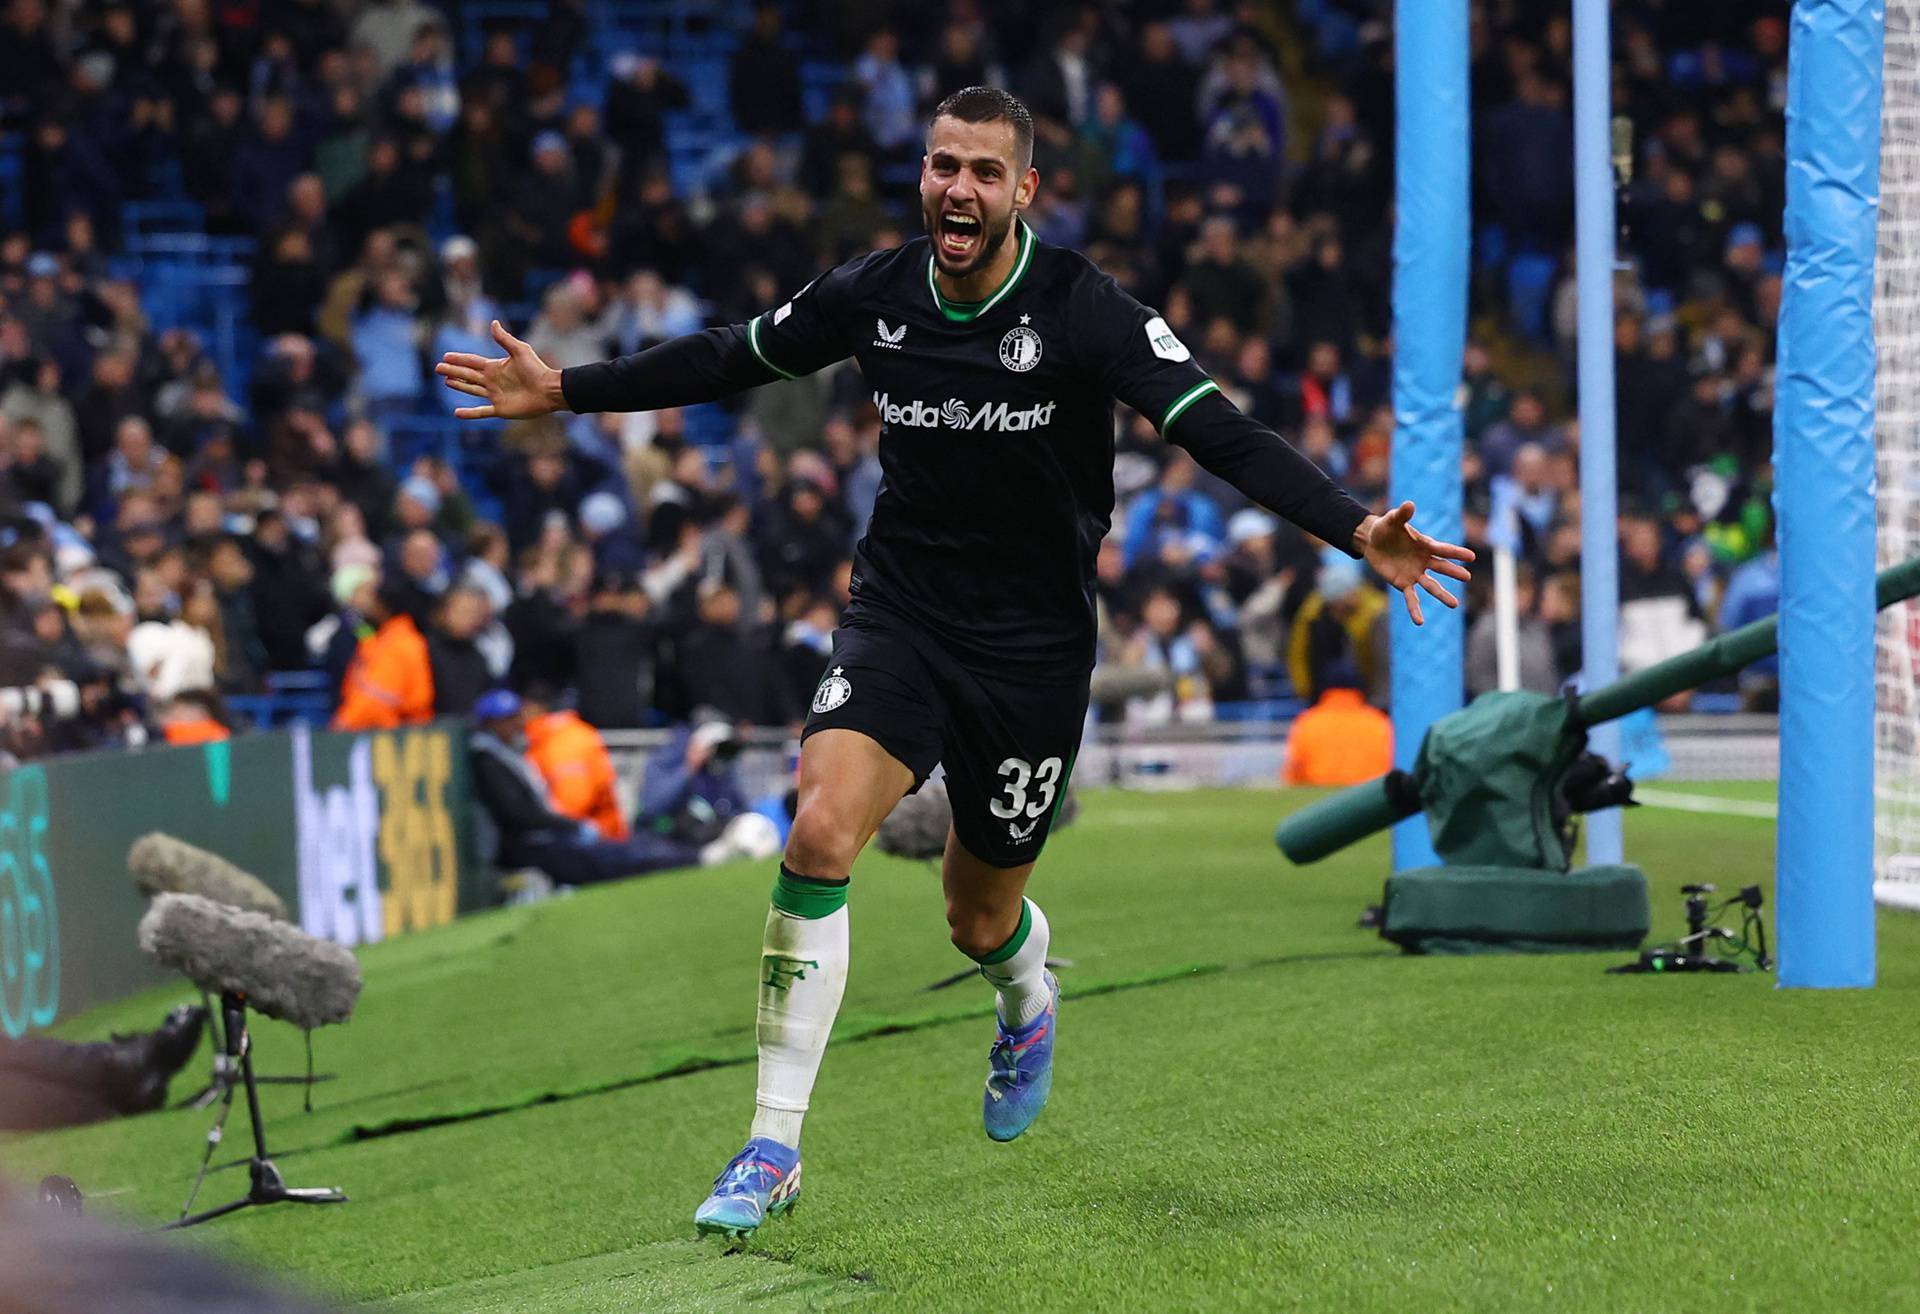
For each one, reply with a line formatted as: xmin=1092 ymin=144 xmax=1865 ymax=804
xmin=0 ymin=766 xmax=59 ymax=1038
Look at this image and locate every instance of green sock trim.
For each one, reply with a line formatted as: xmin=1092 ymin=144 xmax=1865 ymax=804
xmin=973 ymin=898 xmax=1033 ymax=966
xmin=772 ymin=865 xmax=849 ymax=918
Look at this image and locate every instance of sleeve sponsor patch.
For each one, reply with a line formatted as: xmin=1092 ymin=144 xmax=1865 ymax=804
xmin=1144 ymin=316 xmax=1191 ymax=362
xmin=773 ymin=301 xmax=793 ymax=325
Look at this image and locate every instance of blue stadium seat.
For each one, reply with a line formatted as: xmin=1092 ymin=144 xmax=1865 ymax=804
xmin=230 ymin=674 xmax=334 ymax=729
xmin=799 ymin=60 xmax=847 ymax=123
xmin=1213 ymin=698 xmax=1307 ymax=723
xmin=1505 ymin=251 xmax=1559 ymax=344
xmin=677 ymin=56 xmax=732 ymax=117
xmin=224 ymin=695 xmax=273 ymax=730
xmin=121 ymin=202 xmax=210 ymax=251
xmin=1476 ymin=223 xmax=1508 ymax=273
xmin=1244 ymin=662 xmax=1298 ymax=701
xmin=1687 ymin=692 xmax=1745 ymax=715
xmin=683 ymin=402 xmax=738 ymax=448
xmin=0 ymin=136 xmax=23 ymax=231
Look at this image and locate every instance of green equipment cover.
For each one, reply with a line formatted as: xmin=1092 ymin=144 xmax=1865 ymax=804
xmin=1381 ymin=864 xmax=1651 ymax=955
xmin=1413 ymin=690 xmax=1583 ymax=870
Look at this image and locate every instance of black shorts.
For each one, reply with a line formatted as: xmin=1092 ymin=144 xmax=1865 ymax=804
xmin=801 ymin=612 xmax=1089 ymax=869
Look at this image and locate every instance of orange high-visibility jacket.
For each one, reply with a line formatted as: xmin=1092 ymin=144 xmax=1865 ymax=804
xmin=1282 ymin=688 xmax=1393 ymax=787
xmin=526 ymin=709 xmax=629 ymax=840
xmin=163 ymin=716 xmax=231 ymax=745
xmin=332 ymin=614 xmax=435 ymax=731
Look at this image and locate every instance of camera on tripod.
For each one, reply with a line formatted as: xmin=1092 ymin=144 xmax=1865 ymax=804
xmin=1609 ymin=882 xmax=1773 ymax=974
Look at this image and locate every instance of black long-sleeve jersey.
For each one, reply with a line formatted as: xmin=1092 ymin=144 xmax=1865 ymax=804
xmin=563 ymin=220 xmax=1369 ymax=678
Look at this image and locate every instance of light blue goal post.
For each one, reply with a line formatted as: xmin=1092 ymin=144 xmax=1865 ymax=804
xmin=1774 ymin=0 xmax=1884 ymax=988
xmin=1386 ymin=0 xmax=1468 ymax=871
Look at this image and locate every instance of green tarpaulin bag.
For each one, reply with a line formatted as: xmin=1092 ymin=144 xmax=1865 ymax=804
xmin=1381 ymin=864 xmax=1650 ymax=955
xmin=1413 ymin=690 xmax=1584 ymax=870
xmin=1385 ymin=690 xmax=1649 ymax=954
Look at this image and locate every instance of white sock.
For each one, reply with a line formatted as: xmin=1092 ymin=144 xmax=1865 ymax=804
xmin=750 ymin=901 xmax=848 ymax=1149
xmin=978 ymin=898 xmax=1051 ymax=1028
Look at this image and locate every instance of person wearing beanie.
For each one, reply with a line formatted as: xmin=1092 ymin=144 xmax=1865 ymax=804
xmin=577 ymin=490 xmax=647 ymax=576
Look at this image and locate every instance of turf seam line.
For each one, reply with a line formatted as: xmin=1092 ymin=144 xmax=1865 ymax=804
xmin=339 ymin=949 xmax=1392 ymax=1145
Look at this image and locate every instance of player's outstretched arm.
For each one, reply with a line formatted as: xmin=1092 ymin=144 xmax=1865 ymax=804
xmin=1352 ymin=500 xmax=1475 ymax=626
xmin=1155 ymin=395 xmax=1471 ymax=625
xmin=441 ymin=262 xmax=865 ymax=418
xmin=436 ymin=315 xmax=808 ymax=419
xmin=1083 ymin=270 xmax=1472 ymax=624
xmin=436 ymin=321 xmax=566 ymax=419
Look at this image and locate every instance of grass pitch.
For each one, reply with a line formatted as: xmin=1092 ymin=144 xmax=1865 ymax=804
xmin=8 ymin=785 xmax=1920 ymax=1312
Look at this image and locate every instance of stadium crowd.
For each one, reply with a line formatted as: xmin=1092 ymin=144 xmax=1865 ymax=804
xmin=0 ymin=0 xmax=1788 ymax=769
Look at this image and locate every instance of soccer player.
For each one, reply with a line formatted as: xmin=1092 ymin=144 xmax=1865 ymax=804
xmin=437 ymin=87 xmax=1472 ymax=1238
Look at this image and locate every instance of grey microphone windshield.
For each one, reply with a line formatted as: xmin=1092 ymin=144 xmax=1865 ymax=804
xmin=138 ymin=894 xmax=361 ymax=1030
xmin=875 ymin=779 xmax=952 ymax=861
xmin=129 ymin=834 xmax=289 ymax=921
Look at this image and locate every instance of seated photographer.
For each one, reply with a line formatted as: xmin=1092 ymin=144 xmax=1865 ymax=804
xmin=0 ymin=1005 xmax=205 ymax=1131
xmin=0 ymin=662 xmax=138 ymax=760
xmin=633 ymin=714 xmax=744 ymax=837
xmin=634 ymin=716 xmax=781 ymax=862
xmin=470 ymin=690 xmax=771 ymax=886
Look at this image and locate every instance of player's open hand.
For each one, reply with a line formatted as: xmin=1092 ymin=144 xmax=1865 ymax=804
xmin=435 ymin=320 xmax=565 ymax=420
xmin=1356 ymin=500 xmax=1475 ymax=626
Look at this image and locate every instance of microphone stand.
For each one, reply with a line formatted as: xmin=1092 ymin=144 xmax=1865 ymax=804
xmin=163 ymin=991 xmax=348 ymax=1229
xmin=174 ymin=989 xmax=336 ymax=1112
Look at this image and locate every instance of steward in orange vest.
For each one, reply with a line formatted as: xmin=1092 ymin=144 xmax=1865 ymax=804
xmin=526 ymin=704 xmax=629 ymax=840
xmin=332 ymin=587 xmax=435 ymax=731
xmin=1282 ymin=662 xmax=1393 ymax=787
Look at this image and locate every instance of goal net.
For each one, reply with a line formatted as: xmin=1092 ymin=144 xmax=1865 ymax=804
xmin=1877 ymin=0 xmax=1920 ymax=910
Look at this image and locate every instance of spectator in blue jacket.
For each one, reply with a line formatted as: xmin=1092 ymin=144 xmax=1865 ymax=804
xmin=1718 ymin=532 xmax=1781 ymax=709
xmin=351 ymin=272 xmax=425 ymax=418
xmin=1123 ymin=454 xmax=1226 ymax=569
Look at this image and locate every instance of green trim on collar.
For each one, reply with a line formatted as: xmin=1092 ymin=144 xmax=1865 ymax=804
xmin=1162 ymin=379 xmax=1221 ymax=434
xmin=747 ymin=315 xmax=800 ymax=379
xmin=926 ymin=220 xmax=1035 ymax=323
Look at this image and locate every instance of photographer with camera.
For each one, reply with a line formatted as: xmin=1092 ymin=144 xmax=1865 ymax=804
xmin=0 ymin=535 xmax=146 ymax=758
xmin=633 ymin=715 xmax=777 ymax=863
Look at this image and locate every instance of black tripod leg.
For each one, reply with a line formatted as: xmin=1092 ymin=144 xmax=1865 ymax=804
xmin=162 ymin=1195 xmax=256 ymax=1230
xmin=176 ymin=1077 xmax=237 ymax=1220
xmin=175 ymin=990 xmax=242 ymax=1109
xmin=164 ymin=995 xmax=349 ymax=1229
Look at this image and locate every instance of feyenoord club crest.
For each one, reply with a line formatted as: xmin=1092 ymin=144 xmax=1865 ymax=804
xmin=999 ymin=324 xmax=1042 ymax=372
xmin=813 ymin=667 xmax=853 ymax=714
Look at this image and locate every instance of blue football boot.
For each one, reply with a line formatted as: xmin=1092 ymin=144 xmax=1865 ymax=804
xmin=693 ymin=1137 xmax=802 ymax=1238
xmin=983 ymin=971 xmax=1058 ymax=1142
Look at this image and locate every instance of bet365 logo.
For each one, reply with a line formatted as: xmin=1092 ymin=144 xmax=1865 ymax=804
xmin=0 ymin=766 xmax=58 ymax=1038
xmin=762 ymin=954 xmax=820 ymax=991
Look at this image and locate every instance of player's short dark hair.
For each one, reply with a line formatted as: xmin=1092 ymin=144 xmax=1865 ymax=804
xmin=928 ymin=86 xmax=1033 ymax=170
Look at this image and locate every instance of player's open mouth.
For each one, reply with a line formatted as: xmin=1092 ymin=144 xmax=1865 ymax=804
xmin=940 ymin=211 xmax=981 ymax=258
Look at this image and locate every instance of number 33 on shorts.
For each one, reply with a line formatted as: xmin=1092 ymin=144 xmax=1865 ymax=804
xmin=989 ymin=756 xmax=1062 ymax=822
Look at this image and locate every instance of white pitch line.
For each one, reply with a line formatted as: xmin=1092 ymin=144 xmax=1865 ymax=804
xmin=1634 ymin=788 xmax=1778 ymax=819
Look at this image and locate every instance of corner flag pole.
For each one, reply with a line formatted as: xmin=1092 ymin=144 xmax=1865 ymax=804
xmin=1387 ymin=0 xmax=1468 ymax=870
xmin=1774 ymin=0 xmax=1882 ymax=988
xmin=1574 ymin=0 xmax=1623 ymax=866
